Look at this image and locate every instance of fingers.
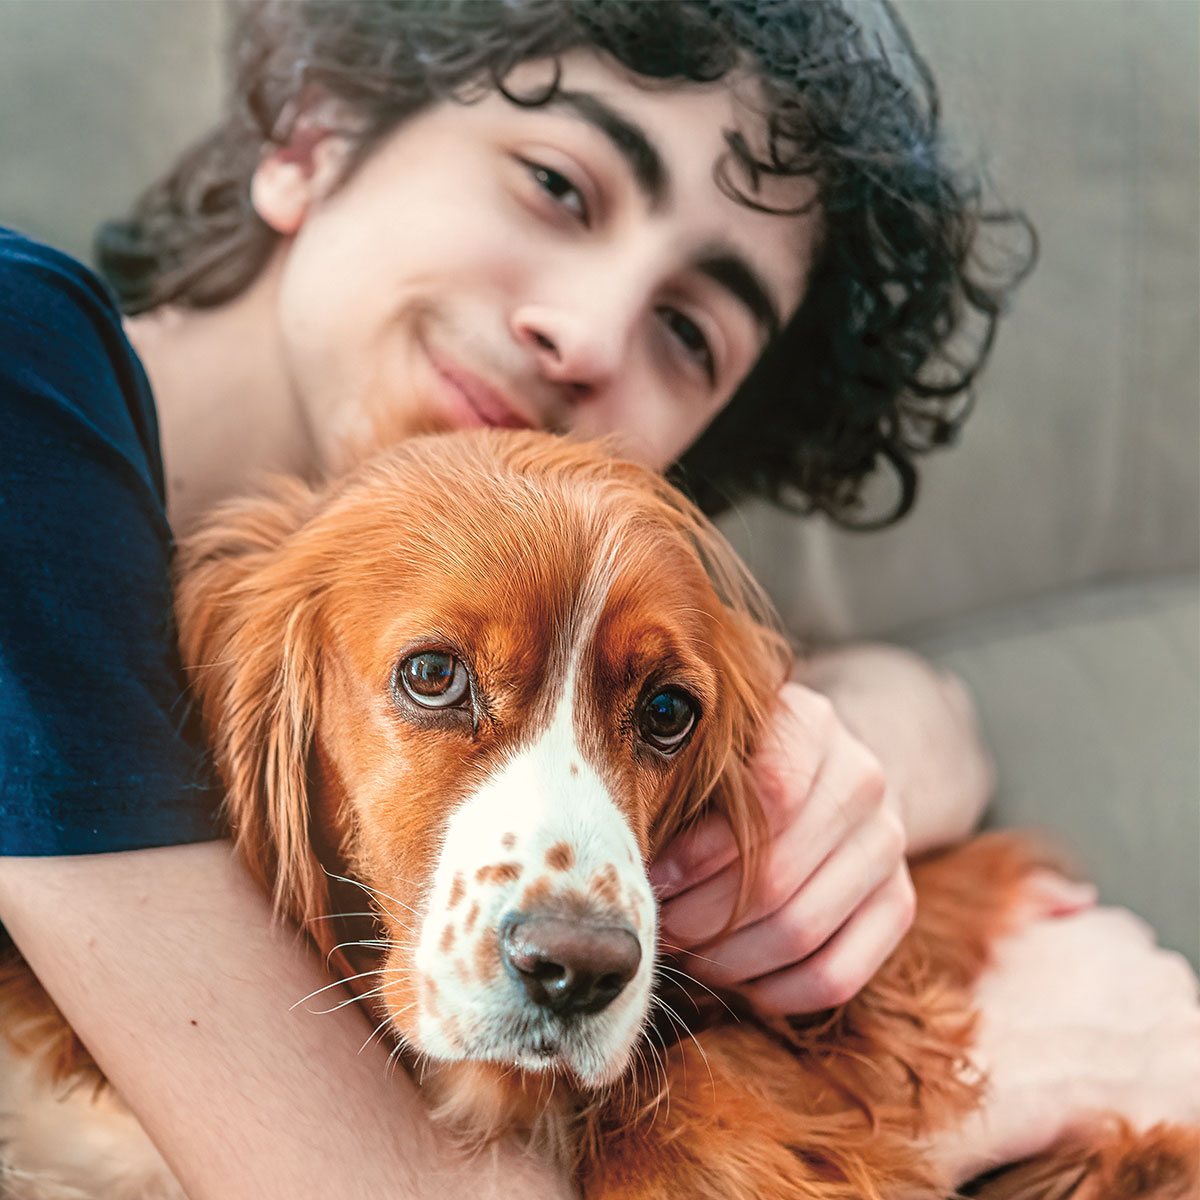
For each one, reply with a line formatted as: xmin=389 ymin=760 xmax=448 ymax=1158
xmin=957 ymin=903 xmax=1200 ymax=1177
xmin=648 ymin=816 xmax=740 ymax=902
xmin=650 ymin=679 xmax=914 ymax=1017
xmin=668 ymin=801 xmax=907 ymax=982
xmin=1017 ymin=869 xmax=1098 ymax=921
xmin=735 ymin=867 xmax=916 ymax=1016
xmin=656 ymin=692 xmax=890 ymax=946
xmin=751 ymin=682 xmax=838 ymax=822
xmin=650 ymin=683 xmax=838 ymax=900
xmin=753 ymin=686 xmax=886 ymax=859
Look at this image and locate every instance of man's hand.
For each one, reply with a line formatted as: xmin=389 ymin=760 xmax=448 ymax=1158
xmin=926 ymin=887 xmax=1200 ymax=1187
xmin=650 ymin=682 xmax=916 ymax=1015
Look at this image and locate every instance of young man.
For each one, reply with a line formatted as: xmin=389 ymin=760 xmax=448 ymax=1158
xmin=1 ymin=3 xmax=1195 ymax=1196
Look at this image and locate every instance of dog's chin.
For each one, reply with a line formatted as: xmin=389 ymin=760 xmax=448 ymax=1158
xmin=423 ymin=1054 xmax=589 ymax=1159
xmin=413 ymin=1018 xmax=640 ymax=1091
xmin=508 ymin=1033 xmax=637 ymax=1089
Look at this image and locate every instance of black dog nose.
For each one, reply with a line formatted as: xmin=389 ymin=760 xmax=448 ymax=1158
xmin=501 ymin=912 xmax=641 ymax=1018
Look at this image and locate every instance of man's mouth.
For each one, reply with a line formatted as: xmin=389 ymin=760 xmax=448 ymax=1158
xmin=427 ymin=349 xmax=536 ymax=432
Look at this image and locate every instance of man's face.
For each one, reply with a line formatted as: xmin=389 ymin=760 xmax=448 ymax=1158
xmin=260 ymin=51 xmax=819 ymax=473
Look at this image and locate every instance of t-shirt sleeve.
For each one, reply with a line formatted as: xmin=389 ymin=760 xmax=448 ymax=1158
xmin=0 ymin=229 xmax=223 ymax=854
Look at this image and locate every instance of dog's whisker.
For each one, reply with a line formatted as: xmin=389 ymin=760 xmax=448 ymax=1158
xmin=359 ymin=1011 xmax=399 ymax=1056
xmin=325 ymin=937 xmax=402 ymax=965
xmin=288 ymin=967 xmax=389 ymax=1010
xmin=323 ymin=870 xmax=422 ymax=918
xmin=651 ymin=995 xmax=716 ymax=1105
xmin=656 ymin=941 xmax=726 ymax=970
xmin=307 ymin=982 xmax=391 ymax=1016
xmin=638 ymin=1029 xmax=670 ymax=1128
xmin=656 ymin=963 xmax=739 ymax=1021
xmin=306 ymin=910 xmax=386 ymax=924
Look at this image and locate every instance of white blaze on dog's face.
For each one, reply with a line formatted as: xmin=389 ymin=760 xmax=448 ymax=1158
xmin=413 ymin=629 xmax=662 ymax=1084
xmin=297 ymin=435 xmax=767 ymax=1087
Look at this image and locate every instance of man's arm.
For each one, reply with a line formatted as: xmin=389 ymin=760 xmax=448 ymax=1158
xmin=800 ymin=642 xmax=994 ymax=854
xmin=0 ymin=841 xmax=574 ymax=1200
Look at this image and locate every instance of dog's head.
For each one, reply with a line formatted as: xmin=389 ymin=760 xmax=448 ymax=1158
xmin=176 ymin=430 xmax=790 ymax=1091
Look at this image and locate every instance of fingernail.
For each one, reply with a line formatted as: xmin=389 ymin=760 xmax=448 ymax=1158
xmin=1062 ymin=880 xmax=1099 ymax=908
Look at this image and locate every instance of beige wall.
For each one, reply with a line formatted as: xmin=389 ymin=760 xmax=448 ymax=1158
xmin=0 ymin=0 xmax=223 ymax=263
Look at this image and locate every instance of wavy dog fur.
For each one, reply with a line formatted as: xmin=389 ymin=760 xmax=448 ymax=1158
xmin=1 ymin=430 xmax=1196 ymax=1199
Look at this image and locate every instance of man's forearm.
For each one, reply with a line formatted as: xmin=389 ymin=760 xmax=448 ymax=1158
xmin=0 ymin=842 xmax=573 ymax=1200
xmin=797 ymin=643 xmax=994 ymax=855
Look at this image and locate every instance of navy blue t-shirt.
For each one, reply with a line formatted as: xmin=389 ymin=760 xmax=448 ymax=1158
xmin=0 ymin=228 xmax=221 ymax=853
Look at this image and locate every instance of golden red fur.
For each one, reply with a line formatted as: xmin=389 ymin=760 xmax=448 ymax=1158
xmin=0 ymin=430 xmax=1196 ymax=1199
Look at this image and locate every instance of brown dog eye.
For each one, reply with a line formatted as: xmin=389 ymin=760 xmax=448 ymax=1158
xmin=396 ymin=651 xmax=471 ymax=709
xmin=637 ymin=688 xmax=698 ymax=753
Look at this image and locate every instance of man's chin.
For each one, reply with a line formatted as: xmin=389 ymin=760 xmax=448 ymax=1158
xmin=330 ymin=396 xmax=454 ymax=472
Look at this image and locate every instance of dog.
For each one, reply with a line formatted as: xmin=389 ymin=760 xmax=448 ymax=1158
xmin=1 ymin=429 xmax=1197 ymax=1199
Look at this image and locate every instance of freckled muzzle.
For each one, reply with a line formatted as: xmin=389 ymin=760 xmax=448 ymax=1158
xmin=500 ymin=910 xmax=642 ymax=1018
xmin=407 ymin=625 xmax=663 ymax=1082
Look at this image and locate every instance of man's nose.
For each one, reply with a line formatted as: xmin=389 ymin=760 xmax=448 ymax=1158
xmin=510 ymin=300 xmax=635 ymax=401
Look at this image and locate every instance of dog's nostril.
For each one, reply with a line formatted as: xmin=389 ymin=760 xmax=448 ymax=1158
xmin=530 ymin=960 xmax=567 ymax=985
xmin=501 ymin=911 xmax=641 ymax=1018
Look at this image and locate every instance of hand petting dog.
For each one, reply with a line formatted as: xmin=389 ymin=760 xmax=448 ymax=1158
xmin=653 ymin=643 xmax=998 ymax=1015
xmin=652 ymin=681 xmax=914 ymax=1015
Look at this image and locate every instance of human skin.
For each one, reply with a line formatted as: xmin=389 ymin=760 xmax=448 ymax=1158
xmin=1 ymin=49 xmax=1194 ymax=1199
xmin=147 ymin=54 xmax=818 ymax=522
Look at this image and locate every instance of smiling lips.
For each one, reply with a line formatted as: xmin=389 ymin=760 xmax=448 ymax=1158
xmin=431 ymin=353 xmax=537 ymax=432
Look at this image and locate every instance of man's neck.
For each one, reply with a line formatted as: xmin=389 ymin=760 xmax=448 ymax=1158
xmin=125 ymin=250 xmax=317 ymax=535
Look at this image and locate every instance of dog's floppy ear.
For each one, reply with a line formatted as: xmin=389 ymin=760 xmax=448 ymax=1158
xmin=174 ymin=477 xmax=333 ymax=934
xmin=698 ymin=598 xmax=792 ymax=921
xmin=638 ymin=473 xmax=795 ymax=917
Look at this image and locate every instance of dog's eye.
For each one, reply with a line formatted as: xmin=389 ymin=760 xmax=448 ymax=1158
xmin=396 ymin=651 xmax=471 ymax=708
xmin=637 ymin=688 xmax=698 ymax=753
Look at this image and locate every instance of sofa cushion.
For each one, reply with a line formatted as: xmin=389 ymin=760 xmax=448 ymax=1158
xmin=722 ymin=1 xmax=1198 ymax=638
xmin=908 ymin=572 xmax=1198 ymax=966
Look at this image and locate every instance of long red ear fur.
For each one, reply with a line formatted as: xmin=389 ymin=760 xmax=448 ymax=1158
xmin=620 ymin=463 xmax=794 ymax=919
xmin=173 ymin=477 xmax=335 ymax=945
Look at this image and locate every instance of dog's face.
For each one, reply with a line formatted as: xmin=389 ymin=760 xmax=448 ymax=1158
xmin=177 ymin=431 xmax=788 ymax=1088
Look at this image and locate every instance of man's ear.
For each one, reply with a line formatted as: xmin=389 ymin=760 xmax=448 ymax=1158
xmin=250 ymin=106 xmax=357 ymax=235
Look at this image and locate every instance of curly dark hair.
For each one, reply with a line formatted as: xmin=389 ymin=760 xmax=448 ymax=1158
xmin=96 ymin=0 xmax=1034 ymax=527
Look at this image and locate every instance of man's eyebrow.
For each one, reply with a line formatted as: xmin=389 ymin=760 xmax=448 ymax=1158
xmin=549 ymin=90 xmax=667 ymax=208
xmin=546 ymin=89 xmax=783 ymax=338
xmin=694 ymin=249 xmax=782 ymax=340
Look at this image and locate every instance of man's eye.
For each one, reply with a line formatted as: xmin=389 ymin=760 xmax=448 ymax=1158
xmin=658 ymin=306 xmax=715 ymax=383
xmin=523 ymin=160 xmax=589 ymax=224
